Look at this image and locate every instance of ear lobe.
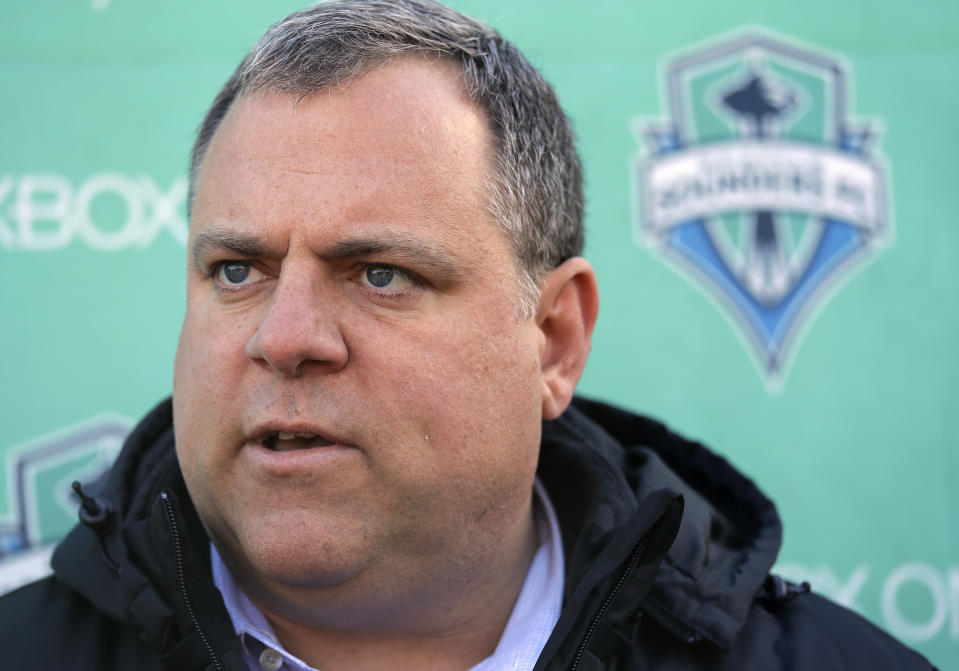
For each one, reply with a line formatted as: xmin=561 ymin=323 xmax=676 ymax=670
xmin=536 ymin=258 xmax=599 ymax=420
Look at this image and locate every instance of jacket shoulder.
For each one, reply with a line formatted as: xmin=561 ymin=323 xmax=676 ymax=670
xmin=627 ymin=588 xmax=937 ymax=670
xmin=0 ymin=576 xmax=164 ymax=671
xmin=738 ymin=587 xmax=938 ymax=670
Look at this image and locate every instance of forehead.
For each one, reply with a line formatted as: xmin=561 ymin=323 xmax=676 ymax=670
xmin=192 ymin=58 xmax=497 ymax=237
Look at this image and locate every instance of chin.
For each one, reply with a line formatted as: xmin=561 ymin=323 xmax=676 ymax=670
xmin=233 ymin=519 xmax=373 ymax=589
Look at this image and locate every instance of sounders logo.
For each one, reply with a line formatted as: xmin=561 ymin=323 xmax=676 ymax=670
xmin=0 ymin=416 xmax=131 ymax=595
xmin=634 ymin=28 xmax=890 ymax=388
xmin=0 ymin=173 xmax=187 ymax=251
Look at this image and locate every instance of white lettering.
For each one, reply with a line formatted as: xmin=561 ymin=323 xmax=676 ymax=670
xmin=949 ymin=567 xmax=959 ymax=640
xmin=775 ymin=563 xmax=869 ymax=613
xmin=14 ymin=174 xmax=73 ymax=251
xmin=642 ymin=140 xmax=883 ymax=233
xmin=0 ymin=173 xmax=186 ymax=252
xmin=0 ymin=175 xmax=14 ymax=248
xmin=882 ymin=563 xmax=947 ymax=643
xmin=781 ymin=562 xmax=959 ymax=642
xmin=137 ymin=175 xmax=188 ymax=248
xmin=834 ymin=566 xmax=870 ymax=612
xmin=73 ymin=173 xmax=144 ymax=251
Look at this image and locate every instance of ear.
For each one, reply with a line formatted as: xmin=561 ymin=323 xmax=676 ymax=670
xmin=536 ymin=257 xmax=599 ymax=420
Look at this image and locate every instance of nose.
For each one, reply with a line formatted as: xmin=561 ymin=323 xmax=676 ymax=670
xmin=245 ymin=270 xmax=348 ymax=377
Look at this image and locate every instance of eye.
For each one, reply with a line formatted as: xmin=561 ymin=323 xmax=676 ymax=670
xmin=360 ymin=264 xmax=416 ymax=292
xmin=213 ymin=261 xmax=266 ymax=288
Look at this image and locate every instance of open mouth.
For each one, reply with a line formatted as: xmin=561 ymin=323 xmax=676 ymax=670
xmin=262 ymin=432 xmax=336 ymax=452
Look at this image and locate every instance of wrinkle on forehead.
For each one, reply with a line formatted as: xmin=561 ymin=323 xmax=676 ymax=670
xmin=220 ymin=58 xmax=484 ymax=171
xmin=193 ymin=58 xmax=499 ymax=232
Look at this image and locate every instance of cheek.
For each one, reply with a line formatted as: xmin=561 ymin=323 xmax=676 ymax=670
xmin=358 ymin=309 xmax=543 ymax=463
xmin=173 ymin=305 xmax=251 ymax=467
xmin=173 ymin=315 xmax=209 ymax=473
xmin=175 ymin=302 xmax=250 ymax=393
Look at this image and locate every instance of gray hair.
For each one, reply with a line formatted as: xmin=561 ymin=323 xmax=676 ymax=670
xmin=189 ymin=0 xmax=583 ymax=313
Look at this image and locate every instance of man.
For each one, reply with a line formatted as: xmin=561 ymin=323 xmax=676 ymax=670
xmin=0 ymin=1 xmax=936 ymax=669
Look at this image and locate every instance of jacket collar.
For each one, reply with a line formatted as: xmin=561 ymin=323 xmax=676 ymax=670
xmin=538 ymin=398 xmax=782 ymax=653
xmin=52 ymin=399 xmax=246 ymax=669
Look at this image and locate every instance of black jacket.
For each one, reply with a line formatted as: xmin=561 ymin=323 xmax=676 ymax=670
xmin=0 ymin=397 xmax=936 ymax=670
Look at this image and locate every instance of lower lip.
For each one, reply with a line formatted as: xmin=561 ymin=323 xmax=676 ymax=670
xmin=243 ymin=440 xmax=357 ymax=472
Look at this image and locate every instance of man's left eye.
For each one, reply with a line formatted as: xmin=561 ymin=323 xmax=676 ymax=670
xmin=361 ymin=265 xmax=415 ymax=292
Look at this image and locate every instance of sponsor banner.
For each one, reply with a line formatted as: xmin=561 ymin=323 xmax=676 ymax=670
xmin=1 ymin=1 xmax=955 ymax=666
xmin=642 ymin=140 xmax=884 ymax=234
xmin=0 ymin=173 xmax=188 ymax=252
xmin=634 ymin=28 xmax=890 ymax=385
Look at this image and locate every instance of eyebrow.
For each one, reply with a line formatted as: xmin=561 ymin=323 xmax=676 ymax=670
xmin=191 ymin=228 xmax=271 ymax=271
xmin=190 ymin=227 xmax=462 ymax=281
xmin=323 ymin=235 xmax=462 ymax=282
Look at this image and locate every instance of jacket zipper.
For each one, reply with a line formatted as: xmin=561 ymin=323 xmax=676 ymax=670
xmin=160 ymin=491 xmax=225 ymax=671
xmin=568 ymin=537 xmax=647 ymax=671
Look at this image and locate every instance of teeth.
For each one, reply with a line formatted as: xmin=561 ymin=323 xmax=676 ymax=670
xmin=274 ymin=431 xmax=319 ymax=440
xmin=263 ymin=431 xmax=335 ymax=450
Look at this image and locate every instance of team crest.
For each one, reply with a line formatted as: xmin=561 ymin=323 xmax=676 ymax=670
xmin=0 ymin=416 xmax=130 ymax=595
xmin=634 ymin=28 xmax=890 ymax=388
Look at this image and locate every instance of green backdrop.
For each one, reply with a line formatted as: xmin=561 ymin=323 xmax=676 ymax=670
xmin=1 ymin=1 xmax=955 ymax=666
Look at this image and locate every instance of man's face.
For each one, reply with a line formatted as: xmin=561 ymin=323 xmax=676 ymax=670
xmin=173 ymin=58 xmax=545 ymax=623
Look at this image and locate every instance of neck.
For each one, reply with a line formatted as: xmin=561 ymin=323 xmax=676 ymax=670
xmin=267 ymin=601 xmax=519 ymax=671
xmin=250 ymin=507 xmax=539 ymax=671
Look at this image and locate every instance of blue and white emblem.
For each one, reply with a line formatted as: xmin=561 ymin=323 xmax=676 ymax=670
xmin=634 ymin=28 xmax=890 ymax=388
xmin=0 ymin=416 xmax=130 ymax=595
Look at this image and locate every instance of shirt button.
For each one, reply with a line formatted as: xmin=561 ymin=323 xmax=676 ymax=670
xmin=259 ymin=647 xmax=284 ymax=671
